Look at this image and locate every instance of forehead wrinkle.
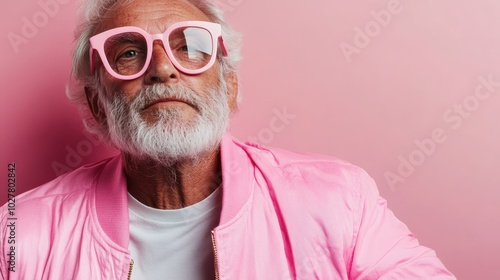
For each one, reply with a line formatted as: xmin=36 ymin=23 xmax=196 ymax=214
xmin=99 ymin=0 xmax=210 ymax=34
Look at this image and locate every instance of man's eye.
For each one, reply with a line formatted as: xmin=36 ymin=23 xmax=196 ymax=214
xmin=121 ymin=50 xmax=137 ymax=58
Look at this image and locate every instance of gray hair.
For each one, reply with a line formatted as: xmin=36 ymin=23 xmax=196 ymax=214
xmin=67 ymin=0 xmax=242 ymax=136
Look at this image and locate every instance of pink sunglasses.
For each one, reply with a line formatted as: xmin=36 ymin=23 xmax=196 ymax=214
xmin=89 ymin=21 xmax=227 ymax=80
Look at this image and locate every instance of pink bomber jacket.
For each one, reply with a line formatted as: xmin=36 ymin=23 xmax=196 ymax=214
xmin=0 ymin=135 xmax=455 ymax=279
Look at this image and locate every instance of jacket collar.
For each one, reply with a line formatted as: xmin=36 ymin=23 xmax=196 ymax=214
xmin=219 ymin=134 xmax=254 ymax=225
xmin=94 ymin=155 xmax=130 ymax=249
xmin=93 ymin=134 xmax=255 ymax=249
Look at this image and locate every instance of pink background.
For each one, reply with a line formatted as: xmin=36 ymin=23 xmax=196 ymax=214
xmin=1 ymin=0 xmax=499 ymax=279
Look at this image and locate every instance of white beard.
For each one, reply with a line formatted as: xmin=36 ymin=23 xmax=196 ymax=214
xmin=100 ymin=76 xmax=230 ymax=166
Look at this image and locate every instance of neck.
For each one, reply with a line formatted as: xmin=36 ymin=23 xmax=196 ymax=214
xmin=123 ymin=149 xmax=222 ymax=209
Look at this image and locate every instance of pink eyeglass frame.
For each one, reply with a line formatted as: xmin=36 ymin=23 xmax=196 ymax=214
xmin=89 ymin=21 xmax=228 ymax=80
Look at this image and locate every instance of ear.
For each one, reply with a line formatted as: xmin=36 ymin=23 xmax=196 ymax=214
xmin=225 ymin=71 xmax=239 ymax=112
xmin=85 ymin=86 xmax=107 ymax=125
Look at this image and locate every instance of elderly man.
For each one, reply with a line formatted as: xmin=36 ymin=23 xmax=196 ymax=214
xmin=0 ymin=0 xmax=455 ymax=279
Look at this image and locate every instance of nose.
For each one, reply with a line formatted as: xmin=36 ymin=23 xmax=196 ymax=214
xmin=144 ymin=40 xmax=180 ymax=84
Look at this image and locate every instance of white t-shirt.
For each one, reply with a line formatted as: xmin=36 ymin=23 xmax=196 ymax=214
xmin=127 ymin=187 xmax=222 ymax=280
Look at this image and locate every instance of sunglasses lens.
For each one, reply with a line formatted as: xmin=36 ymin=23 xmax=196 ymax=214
xmin=104 ymin=32 xmax=148 ymax=76
xmin=168 ymin=27 xmax=214 ymax=71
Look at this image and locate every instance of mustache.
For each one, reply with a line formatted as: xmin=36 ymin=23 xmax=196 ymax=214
xmin=130 ymin=84 xmax=205 ymax=112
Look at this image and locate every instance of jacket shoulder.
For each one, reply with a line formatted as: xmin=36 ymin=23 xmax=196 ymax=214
xmin=238 ymin=140 xmax=378 ymax=220
xmin=2 ymin=156 xmax=117 ymax=210
xmin=241 ymin=141 xmax=371 ymax=189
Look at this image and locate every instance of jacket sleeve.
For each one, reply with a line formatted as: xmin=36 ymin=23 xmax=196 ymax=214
xmin=347 ymin=170 xmax=456 ymax=280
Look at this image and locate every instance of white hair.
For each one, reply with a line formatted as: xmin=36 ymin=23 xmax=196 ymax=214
xmin=66 ymin=0 xmax=242 ymax=138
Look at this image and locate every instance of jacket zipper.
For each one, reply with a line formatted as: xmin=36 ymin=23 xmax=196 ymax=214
xmin=127 ymin=259 xmax=134 ymax=280
xmin=211 ymin=230 xmax=220 ymax=280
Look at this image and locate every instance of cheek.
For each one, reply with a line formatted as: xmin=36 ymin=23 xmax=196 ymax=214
xmin=118 ymin=82 xmax=142 ymax=100
xmin=100 ymin=72 xmax=141 ymax=103
xmin=183 ymin=67 xmax=220 ymax=92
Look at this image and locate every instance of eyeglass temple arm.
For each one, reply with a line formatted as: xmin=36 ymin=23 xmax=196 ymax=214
xmin=89 ymin=48 xmax=95 ymax=75
xmin=219 ymin=36 xmax=228 ymax=56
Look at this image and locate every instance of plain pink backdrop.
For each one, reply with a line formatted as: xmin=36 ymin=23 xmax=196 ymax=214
xmin=1 ymin=0 xmax=500 ymax=279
